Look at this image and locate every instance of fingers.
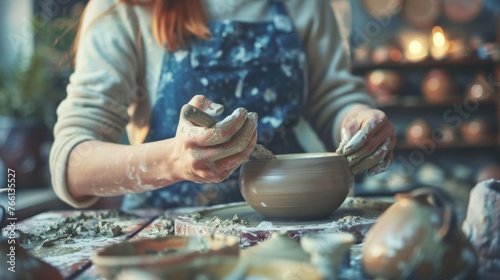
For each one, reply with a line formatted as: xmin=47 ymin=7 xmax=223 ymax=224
xmin=339 ymin=113 xmax=389 ymax=156
xmin=208 ymin=131 xmax=258 ymax=182
xmin=179 ymin=107 xmax=250 ymax=146
xmin=351 ymin=133 xmax=396 ymax=175
xmin=180 ymin=111 xmax=258 ymax=183
xmin=177 ymin=96 xmax=260 ymax=183
xmin=368 ymin=148 xmax=394 ymax=176
xmin=206 ymin=108 xmax=250 ymax=145
xmin=345 ymin=122 xmax=393 ymax=166
xmin=336 ymin=108 xmax=396 ymax=175
xmin=188 ymin=95 xmax=224 ymax=117
xmin=336 ymin=122 xmax=356 ymax=154
xmin=351 ymin=137 xmax=388 ymax=175
xmin=205 ymin=113 xmax=258 ymax=162
xmin=192 ymin=130 xmax=258 ymax=183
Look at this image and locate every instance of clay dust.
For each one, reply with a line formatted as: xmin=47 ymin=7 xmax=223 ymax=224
xmin=16 ymin=210 xmax=133 ymax=250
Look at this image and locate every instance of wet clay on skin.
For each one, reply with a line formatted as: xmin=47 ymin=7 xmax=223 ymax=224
xmin=337 ymin=118 xmax=390 ymax=175
xmin=183 ymin=104 xmax=276 ymax=160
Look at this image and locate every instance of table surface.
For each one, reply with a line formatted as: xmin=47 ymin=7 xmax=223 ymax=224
xmin=2 ymin=206 xmax=202 ymax=279
xmin=2 ymin=200 xmax=497 ymax=280
xmin=2 ymin=200 xmax=380 ymax=279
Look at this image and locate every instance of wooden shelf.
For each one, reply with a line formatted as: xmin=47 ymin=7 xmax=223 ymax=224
xmin=352 ymin=57 xmax=498 ymax=73
xmin=377 ymin=99 xmax=498 ymax=109
xmin=395 ymin=137 xmax=499 ymax=150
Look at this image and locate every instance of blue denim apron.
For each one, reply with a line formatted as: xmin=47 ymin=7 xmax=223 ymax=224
xmin=122 ymin=0 xmax=307 ymax=210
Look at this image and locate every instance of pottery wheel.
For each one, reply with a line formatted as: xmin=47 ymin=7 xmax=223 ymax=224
xmin=175 ymin=197 xmax=392 ymax=247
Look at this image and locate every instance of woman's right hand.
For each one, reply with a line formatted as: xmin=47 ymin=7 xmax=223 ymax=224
xmin=172 ymin=95 xmax=258 ymax=183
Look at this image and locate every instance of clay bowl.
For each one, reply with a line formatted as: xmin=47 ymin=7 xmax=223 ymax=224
xmin=239 ymin=153 xmax=353 ymax=221
xmin=92 ymin=234 xmax=239 ymax=279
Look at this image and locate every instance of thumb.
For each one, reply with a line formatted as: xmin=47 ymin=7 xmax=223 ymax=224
xmin=336 ymin=119 xmax=358 ymax=154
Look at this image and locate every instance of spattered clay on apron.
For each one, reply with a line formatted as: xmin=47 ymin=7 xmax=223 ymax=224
xmin=122 ymin=0 xmax=308 ymax=210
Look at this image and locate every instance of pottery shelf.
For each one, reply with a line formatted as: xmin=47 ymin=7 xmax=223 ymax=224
xmin=352 ymin=57 xmax=500 ymax=153
xmin=351 ymin=57 xmax=497 ymax=73
xmin=395 ymin=137 xmax=499 ymax=151
xmin=355 ymin=57 xmax=499 ymax=201
xmin=348 ymin=1 xmax=500 ymax=201
xmin=377 ymin=99 xmax=499 ymax=110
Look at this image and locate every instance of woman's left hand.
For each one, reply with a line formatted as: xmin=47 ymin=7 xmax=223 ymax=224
xmin=336 ymin=105 xmax=396 ymax=175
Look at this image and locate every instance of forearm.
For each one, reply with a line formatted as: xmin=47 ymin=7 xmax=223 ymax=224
xmin=302 ymin=0 xmax=375 ymax=151
xmin=66 ymin=139 xmax=180 ymax=200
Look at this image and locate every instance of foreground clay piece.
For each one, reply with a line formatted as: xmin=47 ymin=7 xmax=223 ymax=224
xmin=301 ymin=232 xmax=355 ymax=280
xmin=117 ymin=255 xmax=322 ymax=280
xmin=462 ymin=179 xmax=500 ymax=273
xmin=239 ymin=153 xmax=353 ymax=220
xmin=115 ymin=232 xmax=322 ymax=279
xmin=362 ymin=187 xmax=477 ymax=280
xmin=240 ymin=231 xmax=309 ymax=262
xmin=92 ymin=234 xmax=239 ymax=279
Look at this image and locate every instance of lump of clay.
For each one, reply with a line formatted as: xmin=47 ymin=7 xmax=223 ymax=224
xmin=462 ymin=179 xmax=500 ymax=272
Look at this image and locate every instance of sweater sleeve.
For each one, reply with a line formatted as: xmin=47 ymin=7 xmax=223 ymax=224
xmin=49 ymin=0 xmax=143 ymax=208
xmin=293 ymin=0 xmax=376 ymax=151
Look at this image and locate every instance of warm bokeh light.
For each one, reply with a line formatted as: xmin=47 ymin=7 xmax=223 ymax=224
xmin=404 ymin=37 xmax=428 ymax=62
xmin=431 ymin=26 xmax=449 ymax=60
xmin=370 ymin=71 xmax=385 ymax=85
xmin=432 ymin=26 xmax=446 ymax=48
xmin=409 ymin=40 xmax=423 ymax=55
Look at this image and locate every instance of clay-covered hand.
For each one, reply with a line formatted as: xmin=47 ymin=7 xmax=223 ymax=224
xmin=173 ymin=95 xmax=258 ymax=183
xmin=336 ymin=105 xmax=396 ymax=175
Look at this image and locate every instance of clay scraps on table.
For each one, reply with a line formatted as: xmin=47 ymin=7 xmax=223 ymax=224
xmin=179 ymin=212 xmax=250 ymax=233
xmin=340 ymin=197 xmax=392 ymax=211
xmin=16 ymin=209 xmax=136 ymax=249
xmin=151 ymin=217 xmax=175 ymax=236
xmin=204 ymin=214 xmax=250 ymax=228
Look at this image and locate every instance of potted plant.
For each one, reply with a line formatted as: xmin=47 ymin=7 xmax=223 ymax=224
xmin=0 ymin=50 xmax=59 ymax=189
xmin=0 ymin=6 xmax=81 ymax=189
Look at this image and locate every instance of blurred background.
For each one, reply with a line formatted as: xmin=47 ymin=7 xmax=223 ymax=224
xmin=0 ymin=0 xmax=499 ymax=219
xmin=0 ymin=0 xmax=88 ymax=217
xmin=337 ymin=0 xmax=500 ymax=221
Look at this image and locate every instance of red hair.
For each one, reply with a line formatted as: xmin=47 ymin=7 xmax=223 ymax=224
xmin=73 ymin=0 xmax=210 ymax=57
xmin=121 ymin=0 xmax=210 ymax=50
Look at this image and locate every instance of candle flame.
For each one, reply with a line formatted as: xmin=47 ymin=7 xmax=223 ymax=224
xmin=409 ymin=39 xmax=423 ymax=55
xmin=432 ymin=26 xmax=446 ymax=48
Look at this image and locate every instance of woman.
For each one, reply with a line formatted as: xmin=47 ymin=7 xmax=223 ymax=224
xmin=50 ymin=0 xmax=396 ymax=210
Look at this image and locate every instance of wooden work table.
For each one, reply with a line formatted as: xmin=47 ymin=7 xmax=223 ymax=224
xmin=0 ymin=198 xmax=390 ymax=279
xmin=0 ymin=198 xmax=496 ymax=279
